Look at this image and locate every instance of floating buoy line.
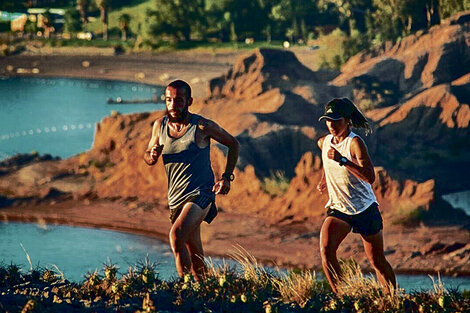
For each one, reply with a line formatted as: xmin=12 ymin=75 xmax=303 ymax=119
xmin=0 ymin=123 xmax=94 ymax=141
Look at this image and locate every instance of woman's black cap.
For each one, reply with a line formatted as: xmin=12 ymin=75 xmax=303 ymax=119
xmin=318 ymin=98 xmax=355 ymax=121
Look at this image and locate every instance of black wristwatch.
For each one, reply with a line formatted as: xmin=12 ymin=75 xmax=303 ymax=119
xmin=221 ymin=172 xmax=235 ymax=182
xmin=339 ymin=156 xmax=348 ymax=166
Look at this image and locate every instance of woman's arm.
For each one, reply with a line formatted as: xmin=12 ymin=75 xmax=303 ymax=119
xmin=328 ymin=136 xmax=375 ymax=184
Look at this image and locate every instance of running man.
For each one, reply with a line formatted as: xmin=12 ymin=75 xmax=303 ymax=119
xmin=317 ymin=98 xmax=396 ymax=293
xmin=144 ymin=80 xmax=239 ymax=279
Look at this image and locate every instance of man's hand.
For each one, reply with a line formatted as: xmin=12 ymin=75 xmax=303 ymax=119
xmin=327 ymin=147 xmax=342 ymax=162
xmin=150 ymin=144 xmax=163 ymax=161
xmin=145 ymin=144 xmax=163 ymax=165
xmin=212 ymin=178 xmax=230 ymax=195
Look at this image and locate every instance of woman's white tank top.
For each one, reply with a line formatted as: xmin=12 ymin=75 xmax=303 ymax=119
xmin=322 ymin=131 xmax=377 ymax=215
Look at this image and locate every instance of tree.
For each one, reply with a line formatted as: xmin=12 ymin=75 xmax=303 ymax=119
xmin=0 ymin=1 xmax=26 ymax=11
xmin=96 ymin=0 xmax=109 ymax=40
xmin=218 ymin=0 xmax=267 ymax=42
xmin=270 ymin=0 xmax=318 ymax=41
xmin=147 ymin=0 xmax=205 ymax=42
xmin=371 ymin=0 xmax=441 ymax=42
xmin=64 ymin=8 xmax=82 ymax=33
xmin=40 ymin=10 xmax=53 ymax=38
xmin=76 ymin=0 xmax=89 ymax=25
xmin=326 ymin=0 xmax=373 ymax=34
xmin=118 ymin=13 xmax=131 ymax=41
xmin=439 ymin=0 xmax=470 ymax=20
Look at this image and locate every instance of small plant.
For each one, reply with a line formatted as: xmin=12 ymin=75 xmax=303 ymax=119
xmin=6 ymin=263 xmax=22 ymax=285
xmin=136 ymin=256 xmax=158 ymax=288
xmin=103 ymin=259 xmax=119 ymax=281
xmin=84 ymin=269 xmax=102 ymax=288
xmin=262 ymin=170 xmax=290 ymax=197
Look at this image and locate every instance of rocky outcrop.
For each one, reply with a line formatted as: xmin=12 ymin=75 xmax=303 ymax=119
xmin=333 ymin=21 xmax=470 ymax=110
xmin=194 ymin=49 xmax=336 ymax=178
xmin=208 ymin=48 xmax=324 ymax=100
xmin=365 ymin=77 xmax=470 ymax=192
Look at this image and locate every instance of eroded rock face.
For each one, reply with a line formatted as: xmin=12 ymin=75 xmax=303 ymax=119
xmin=366 ymin=79 xmax=470 ymax=192
xmin=208 ymin=48 xmax=323 ymax=100
xmin=334 ymin=21 xmax=470 ymax=110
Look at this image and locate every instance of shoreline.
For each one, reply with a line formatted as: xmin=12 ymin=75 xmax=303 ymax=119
xmin=2 ymin=200 xmax=470 ymax=278
xmin=0 ymin=52 xmax=236 ymax=99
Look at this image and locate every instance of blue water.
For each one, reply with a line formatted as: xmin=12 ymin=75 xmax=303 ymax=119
xmin=0 ymin=222 xmax=177 ymax=282
xmin=442 ymin=190 xmax=470 ymax=216
xmin=0 ymin=77 xmax=164 ymax=160
xmin=1 ymin=222 xmax=469 ymax=292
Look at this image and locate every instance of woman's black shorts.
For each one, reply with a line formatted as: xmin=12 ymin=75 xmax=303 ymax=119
xmin=327 ymin=202 xmax=383 ymax=236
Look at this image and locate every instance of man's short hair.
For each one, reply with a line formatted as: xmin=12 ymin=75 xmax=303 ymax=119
xmin=167 ymin=80 xmax=192 ymax=99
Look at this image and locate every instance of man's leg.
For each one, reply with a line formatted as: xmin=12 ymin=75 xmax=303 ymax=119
xmin=169 ymin=202 xmax=209 ymax=278
xmin=185 ymin=224 xmax=207 ymax=279
xmin=319 ymin=216 xmax=351 ymax=293
xmin=361 ymin=230 xmax=396 ymax=293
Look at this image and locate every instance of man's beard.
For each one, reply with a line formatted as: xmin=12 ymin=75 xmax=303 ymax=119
xmin=166 ymin=106 xmax=189 ymax=123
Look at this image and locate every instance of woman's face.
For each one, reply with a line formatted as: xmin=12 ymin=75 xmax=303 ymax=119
xmin=325 ymin=118 xmax=349 ymax=137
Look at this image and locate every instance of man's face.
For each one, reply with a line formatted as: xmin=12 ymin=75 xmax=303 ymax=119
xmin=165 ymin=86 xmax=192 ymax=122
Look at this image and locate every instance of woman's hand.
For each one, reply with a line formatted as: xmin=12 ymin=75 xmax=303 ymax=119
xmin=317 ymin=180 xmax=327 ymax=194
xmin=327 ymin=147 xmax=342 ymax=162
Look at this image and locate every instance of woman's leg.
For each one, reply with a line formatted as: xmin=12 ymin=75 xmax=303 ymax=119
xmin=361 ymin=230 xmax=396 ymax=293
xmin=319 ymin=216 xmax=352 ymax=293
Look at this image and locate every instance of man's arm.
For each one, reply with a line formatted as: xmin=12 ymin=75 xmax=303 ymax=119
xmin=199 ymin=118 xmax=239 ymax=195
xmin=328 ymin=137 xmax=375 ymax=184
xmin=144 ymin=118 xmax=164 ymax=166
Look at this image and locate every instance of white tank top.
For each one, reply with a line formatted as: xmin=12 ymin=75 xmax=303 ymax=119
xmin=322 ymin=131 xmax=377 ymax=215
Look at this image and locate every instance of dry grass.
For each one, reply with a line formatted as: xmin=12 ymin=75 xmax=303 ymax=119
xmin=228 ymin=245 xmax=271 ymax=288
xmin=271 ymin=269 xmax=325 ymax=308
xmin=335 ymin=258 xmax=404 ymax=310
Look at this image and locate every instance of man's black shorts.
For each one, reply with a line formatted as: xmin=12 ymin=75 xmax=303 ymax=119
xmin=327 ymin=202 xmax=383 ymax=236
xmin=170 ymin=193 xmax=217 ymax=224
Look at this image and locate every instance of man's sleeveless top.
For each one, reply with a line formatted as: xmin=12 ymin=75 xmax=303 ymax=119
xmin=159 ymin=114 xmax=215 ymax=211
xmin=322 ymin=131 xmax=376 ymax=215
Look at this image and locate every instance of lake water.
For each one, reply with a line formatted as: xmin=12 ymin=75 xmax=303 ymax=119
xmin=1 ymin=222 xmax=470 ymax=293
xmin=442 ymin=190 xmax=470 ymax=216
xmin=0 ymin=77 xmax=164 ymax=160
